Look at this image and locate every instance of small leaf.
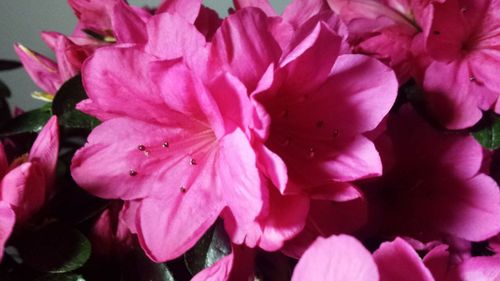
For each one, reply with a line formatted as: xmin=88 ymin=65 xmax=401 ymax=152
xmin=35 ymin=274 xmax=86 ymax=281
xmin=81 ymin=29 xmax=116 ymax=43
xmin=0 ymin=104 xmax=51 ymax=137
xmin=184 ymin=221 xmax=231 ymax=276
xmin=0 ymin=59 xmax=22 ymax=71
xmin=473 ymin=115 xmax=500 ymax=150
xmin=17 ymin=223 xmax=91 ymax=273
xmin=0 ymin=80 xmax=11 ymax=97
xmin=52 ymin=75 xmax=100 ymax=129
xmin=121 ymin=250 xmax=175 ymax=281
xmin=32 ymin=91 xmax=55 ymax=102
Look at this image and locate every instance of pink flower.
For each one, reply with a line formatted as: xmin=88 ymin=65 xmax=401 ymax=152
xmin=0 ymin=117 xmax=59 ymax=260
xmin=424 ymin=244 xmax=500 ymax=281
xmin=70 ymin=21 xmax=267 ymax=261
xmin=327 ymin=0 xmax=441 ymax=82
xmin=424 ymin=0 xmax=500 ymax=129
xmin=202 ymin=7 xmax=397 ymax=250
xmin=89 ymin=201 xmax=135 ymax=259
xmin=361 ymin=105 xmax=500 ymax=243
xmin=291 ymin=235 xmax=434 ymax=281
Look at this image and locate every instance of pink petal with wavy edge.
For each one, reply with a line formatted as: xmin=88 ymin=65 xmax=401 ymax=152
xmin=291 ymin=235 xmax=379 ymax=281
xmin=29 ymin=116 xmax=59 ymax=190
xmin=458 ymin=256 xmax=500 ymax=281
xmin=373 ymin=238 xmax=434 ymax=281
xmin=80 ymin=46 xmax=167 ymax=122
xmin=145 ymin=12 xmax=206 ymax=61
xmin=14 ymin=43 xmax=61 ymax=94
xmin=233 ymin=0 xmax=277 ymax=16
xmin=282 ymin=0 xmax=330 ymax=29
xmin=0 ymin=162 xmax=45 ymax=223
xmin=424 ymin=60 xmax=497 ymax=129
xmin=71 ymin=117 xmax=212 ymax=200
xmin=111 ymin=1 xmax=148 ymax=44
xmin=0 ymin=201 xmax=15 ymax=262
xmin=209 ymin=8 xmax=281 ymax=92
xmin=157 ymin=0 xmax=201 ymax=23
xmin=279 ymin=21 xmax=341 ymax=94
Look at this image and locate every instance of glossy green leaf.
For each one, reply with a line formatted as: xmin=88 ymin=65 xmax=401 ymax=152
xmin=184 ymin=221 xmax=231 ymax=276
xmin=18 ymin=223 xmax=91 ymax=273
xmin=121 ymin=250 xmax=175 ymax=281
xmin=52 ymin=75 xmax=100 ymax=129
xmin=473 ymin=115 xmax=500 ymax=150
xmin=0 ymin=104 xmax=51 ymax=137
xmin=35 ymin=274 xmax=85 ymax=281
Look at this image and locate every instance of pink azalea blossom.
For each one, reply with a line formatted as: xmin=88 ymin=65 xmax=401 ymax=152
xmin=70 ymin=28 xmax=266 ymax=262
xmin=0 ymin=117 xmax=59 ymax=260
xmin=291 ymin=235 xmax=434 ymax=281
xmin=327 ymin=0 xmax=442 ymax=82
xmin=424 ymin=0 xmax=500 ymax=129
xmin=89 ymin=201 xmax=135 ymax=259
xmin=424 ymin=244 xmax=500 ymax=281
xmin=360 ymin=105 xmax=500 ymax=243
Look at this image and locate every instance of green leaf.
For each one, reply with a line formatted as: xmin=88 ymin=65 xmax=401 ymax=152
xmin=121 ymin=250 xmax=175 ymax=281
xmin=184 ymin=221 xmax=231 ymax=276
xmin=0 ymin=80 xmax=11 ymax=97
xmin=18 ymin=223 xmax=91 ymax=273
xmin=0 ymin=104 xmax=51 ymax=137
xmin=473 ymin=115 xmax=500 ymax=150
xmin=35 ymin=274 xmax=86 ymax=281
xmin=52 ymin=75 xmax=100 ymax=129
xmin=0 ymin=59 xmax=22 ymax=71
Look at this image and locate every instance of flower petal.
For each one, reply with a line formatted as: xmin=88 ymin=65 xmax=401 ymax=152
xmin=291 ymin=235 xmax=379 ymax=281
xmin=156 ymin=0 xmax=201 ymax=23
xmin=28 ymin=116 xmax=59 ymax=189
xmin=373 ymin=238 xmax=434 ymax=281
xmin=0 ymin=201 xmax=15 ymax=262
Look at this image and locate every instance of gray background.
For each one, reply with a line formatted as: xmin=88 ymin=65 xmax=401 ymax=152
xmin=0 ymin=0 xmax=289 ymax=110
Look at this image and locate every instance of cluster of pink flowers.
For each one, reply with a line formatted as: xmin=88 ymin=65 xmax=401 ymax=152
xmin=5 ymin=0 xmax=500 ymax=280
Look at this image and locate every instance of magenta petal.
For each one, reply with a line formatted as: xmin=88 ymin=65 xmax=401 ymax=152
xmin=218 ymin=129 xmax=266 ymax=229
xmin=145 ymin=12 xmax=205 ymax=60
xmin=458 ymin=256 xmax=500 ymax=281
xmin=28 ymin=116 xmax=59 ymax=189
xmin=233 ymin=0 xmax=277 ymax=16
xmin=71 ymin=117 xmax=211 ymax=200
xmin=291 ymin=235 xmax=379 ymax=281
xmin=280 ymin=21 xmax=341 ymax=94
xmin=373 ymin=238 xmax=434 ymax=281
xmin=137 ymin=195 xmax=223 ymax=262
xmin=192 ymin=245 xmax=255 ymax=281
xmin=423 ymin=60 xmax=493 ymax=129
xmin=0 ymin=201 xmax=15 ymax=262
xmin=157 ymin=0 xmax=201 ymax=23
xmin=14 ymin=43 xmax=61 ymax=93
xmin=0 ymin=162 xmax=45 ymax=222
xmin=282 ymin=0 xmax=330 ymax=29
xmin=111 ymin=1 xmax=148 ymax=44
xmin=81 ymin=46 xmax=167 ymax=122
xmin=210 ymin=8 xmax=281 ymax=91
xmin=191 ymin=253 xmax=233 ymax=281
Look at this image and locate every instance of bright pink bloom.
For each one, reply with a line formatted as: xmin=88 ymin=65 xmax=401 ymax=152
xmin=424 ymin=244 xmax=500 ymax=281
xmin=361 ymin=105 xmax=500 ymax=243
xmin=291 ymin=235 xmax=378 ymax=280
xmin=292 ymin=235 xmax=436 ymax=281
xmin=0 ymin=117 xmax=59 ymax=260
xmin=424 ymin=0 xmax=500 ymax=129
xmin=282 ymin=197 xmax=367 ymax=258
xmin=204 ymin=7 xmax=397 ymax=250
xmin=71 ymin=22 xmax=267 ymax=261
xmin=327 ymin=0 xmax=441 ymax=82
xmin=89 ymin=201 xmax=134 ymax=259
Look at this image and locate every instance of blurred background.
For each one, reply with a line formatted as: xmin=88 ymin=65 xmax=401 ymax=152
xmin=0 ymin=0 xmax=290 ymax=110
